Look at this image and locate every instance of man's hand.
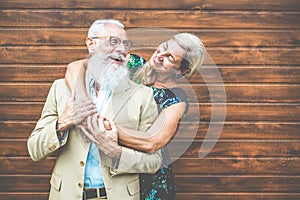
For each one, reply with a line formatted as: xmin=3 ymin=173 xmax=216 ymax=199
xmin=57 ymin=91 xmax=97 ymax=131
xmin=79 ymin=114 xmax=121 ymax=159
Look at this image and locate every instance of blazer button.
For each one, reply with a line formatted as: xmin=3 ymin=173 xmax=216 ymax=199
xmin=48 ymin=144 xmax=56 ymax=151
xmin=80 ymin=161 xmax=85 ymax=167
xmin=78 ymin=183 xmax=83 ymax=188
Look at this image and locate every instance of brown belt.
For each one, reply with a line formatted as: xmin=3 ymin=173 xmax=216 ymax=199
xmin=83 ymin=187 xmax=107 ymax=199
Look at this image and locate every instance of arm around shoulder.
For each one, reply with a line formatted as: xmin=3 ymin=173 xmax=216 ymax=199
xmin=111 ymin=86 xmax=162 ymax=175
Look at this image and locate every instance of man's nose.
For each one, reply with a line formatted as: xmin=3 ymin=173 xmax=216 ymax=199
xmin=114 ymin=41 xmax=126 ymax=53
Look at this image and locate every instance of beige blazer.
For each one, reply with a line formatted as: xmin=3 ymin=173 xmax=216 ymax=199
xmin=27 ymin=78 xmax=161 ymax=200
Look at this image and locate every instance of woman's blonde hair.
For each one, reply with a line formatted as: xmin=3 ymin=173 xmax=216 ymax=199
xmin=133 ymin=33 xmax=206 ymax=85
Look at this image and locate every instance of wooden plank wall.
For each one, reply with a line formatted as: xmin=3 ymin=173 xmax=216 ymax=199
xmin=0 ymin=0 xmax=299 ymax=199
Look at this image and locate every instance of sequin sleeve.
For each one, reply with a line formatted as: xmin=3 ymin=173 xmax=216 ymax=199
xmin=127 ymin=54 xmax=147 ymax=80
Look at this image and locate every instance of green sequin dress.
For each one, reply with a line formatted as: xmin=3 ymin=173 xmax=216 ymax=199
xmin=127 ymin=54 xmax=189 ymax=200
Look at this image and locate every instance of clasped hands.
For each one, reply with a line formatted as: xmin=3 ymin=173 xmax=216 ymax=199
xmin=57 ymin=92 xmax=121 ymax=158
xmin=79 ymin=114 xmax=121 ymax=159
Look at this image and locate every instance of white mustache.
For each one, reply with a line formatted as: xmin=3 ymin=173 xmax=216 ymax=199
xmin=108 ymin=52 xmax=126 ymax=62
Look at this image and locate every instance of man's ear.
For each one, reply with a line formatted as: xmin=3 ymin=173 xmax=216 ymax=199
xmin=86 ymin=38 xmax=96 ymax=54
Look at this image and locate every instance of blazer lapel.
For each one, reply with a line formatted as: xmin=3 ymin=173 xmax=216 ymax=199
xmin=85 ymin=72 xmax=139 ymax=120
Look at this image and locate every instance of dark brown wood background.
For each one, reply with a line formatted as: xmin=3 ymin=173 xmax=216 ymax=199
xmin=0 ymin=0 xmax=299 ymax=199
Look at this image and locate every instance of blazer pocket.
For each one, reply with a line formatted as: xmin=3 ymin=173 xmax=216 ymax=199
xmin=127 ymin=178 xmax=140 ymax=196
xmin=50 ymin=173 xmax=62 ymax=191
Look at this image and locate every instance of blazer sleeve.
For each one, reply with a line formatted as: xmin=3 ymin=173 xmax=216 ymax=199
xmin=27 ymin=80 xmax=69 ymax=162
xmin=110 ymin=87 xmax=162 ymax=175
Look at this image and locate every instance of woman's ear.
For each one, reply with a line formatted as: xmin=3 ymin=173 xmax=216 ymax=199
xmin=179 ymin=68 xmax=191 ymax=76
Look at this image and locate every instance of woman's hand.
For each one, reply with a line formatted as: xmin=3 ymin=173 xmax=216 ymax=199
xmin=79 ymin=114 xmax=121 ymax=159
xmin=57 ymin=91 xmax=97 ymax=131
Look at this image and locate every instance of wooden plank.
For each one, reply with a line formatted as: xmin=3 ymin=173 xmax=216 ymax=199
xmin=1 ymin=83 xmax=299 ymax=103
xmin=168 ymin=140 xmax=300 ymax=158
xmin=173 ymin=158 xmax=300 ymax=175
xmin=1 ymin=140 xmax=299 ymax=158
xmin=0 ymin=193 xmax=48 ymax=200
xmin=0 ymin=65 xmax=66 ymax=82
xmin=193 ymin=103 xmax=300 ymax=122
xmin=0 ymin=121 xmax=36 ymax=139
xmin=183 ymin=103 xmax=300 ymax=122
xmin=177 ymin=122 xmax=300 ymax=140
xmin=0 ymin=103 xmax=44 ymax=121
xmin=1 ymin=175 xmax=300 ymax=193
xmin=0 ymin=157 xmax=55 ymax=175
xmin=1 ymin=29 xmax=299 ymax=47
xmin=0 ymin=47 xmax=86 ymax=64
xmin=0 ymin=140 xmax=28 ymax=157
xmin=0 ymin=193 xmax=299 ymax=200
xmin=2 ymin=157 xmax=299 ymax=175
xmin=0 ymin=10 xmax=299 ymax=29
xmin=1 ymin=0 xmax=299 ymax=10
xmin=1 ymin=47 xmax=300 ymax=65
xmin=0 ymin=103 xmax=299 ymax=122
xmin=0 ymin=83 xmax=51 ymax=102
xmin=175 ymin=193 xmax=300 ymax=200
xmin=1 ymin=65 xmax=300 ymax=84
xmin=183 ymin=84 xmax=300 ymax=103
xmin=1 ymin=121 xmax=299 ymax=140
xmin=174 ymin=176 xmax=300 ymax=192
xmin=189 ymin=66 xmax=300 ymax=84
xmin=0 ymin=140 xmax=59 ymax=157
xmin=0 ymin=175 xmax=50 ymax=192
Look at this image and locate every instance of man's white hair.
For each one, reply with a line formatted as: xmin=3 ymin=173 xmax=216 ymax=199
xmin=87 ymin=19 xmax=125 ymax=38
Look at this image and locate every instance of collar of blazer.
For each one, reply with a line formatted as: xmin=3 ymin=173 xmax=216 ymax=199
xmin=85 ymin=71 xmax=141 ymax=120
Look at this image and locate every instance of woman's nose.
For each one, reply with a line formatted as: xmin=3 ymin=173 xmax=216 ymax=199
xmin=157 ymin=50 xmax=168 ymax=62
xmin=157 ymin=55 xmax=164 ymax=63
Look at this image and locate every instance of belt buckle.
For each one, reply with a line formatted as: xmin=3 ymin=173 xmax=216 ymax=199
xmin=97 ymin=187 xmax=107 ymax=199
xmin=83 ymin=187 xmax=107 ymax=199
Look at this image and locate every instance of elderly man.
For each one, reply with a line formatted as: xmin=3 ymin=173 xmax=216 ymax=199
xmin=27 ymin=19 xmax=161 ymax=200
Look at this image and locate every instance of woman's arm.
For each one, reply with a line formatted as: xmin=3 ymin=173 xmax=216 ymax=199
xmin=65 ymin=59 xmax=88 ymax=99
xmin=118 ymin=102 xmax=187 ymax=153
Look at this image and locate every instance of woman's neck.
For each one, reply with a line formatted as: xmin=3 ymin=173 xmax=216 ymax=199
xmin=152 ymin=76 xmax=177 ymax=89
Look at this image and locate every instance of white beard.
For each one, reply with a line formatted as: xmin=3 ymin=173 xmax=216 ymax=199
xmin=87 ymin=52 xmax=129 ymax=91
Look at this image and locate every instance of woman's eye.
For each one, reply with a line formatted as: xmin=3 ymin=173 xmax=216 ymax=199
xmin=168 ymin=55 xmax=175 ymax=63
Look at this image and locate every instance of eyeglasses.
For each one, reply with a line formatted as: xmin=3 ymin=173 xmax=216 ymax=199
xmin=91 ymin=36 xmax=133 ymax=50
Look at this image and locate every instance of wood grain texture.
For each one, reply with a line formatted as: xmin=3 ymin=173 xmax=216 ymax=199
xmin=0 ymin=10 xmax=299 ymax=29
xmin=2 ymin=157 xmax=300 ymax=175
xmin=1 ymin=47 xmax=300 ymax=65
xmin=0 ymin=65 xmax=66 ymax=82
xmin=175 ymin=193 xmax=300 ymax=200
xmin=1 ymin=65 xmax=300 ymax=83
xmin=0 ymin=103 xmax=299 ymax=122
xmin=1 ymin=121 xmax=299 ymax=140
xmin=1 ymin=29 xmax=299 ymax=47
xmin=1 ymin=175 xmax=300 ymax=193
xmin=1 ymin=0 xmax=299 ymax=10
xmin=1 ymin=83 xmax=299 ymax=103
xmin=174 ymin=175 xmax=300 ymax=192
xmin=0 ymin=0 xmax=299 ymax=199
xmin=0 ymin=193 xmax=299 ymax=200
xmin=1 ymin=140 xmax=299 ymax=158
